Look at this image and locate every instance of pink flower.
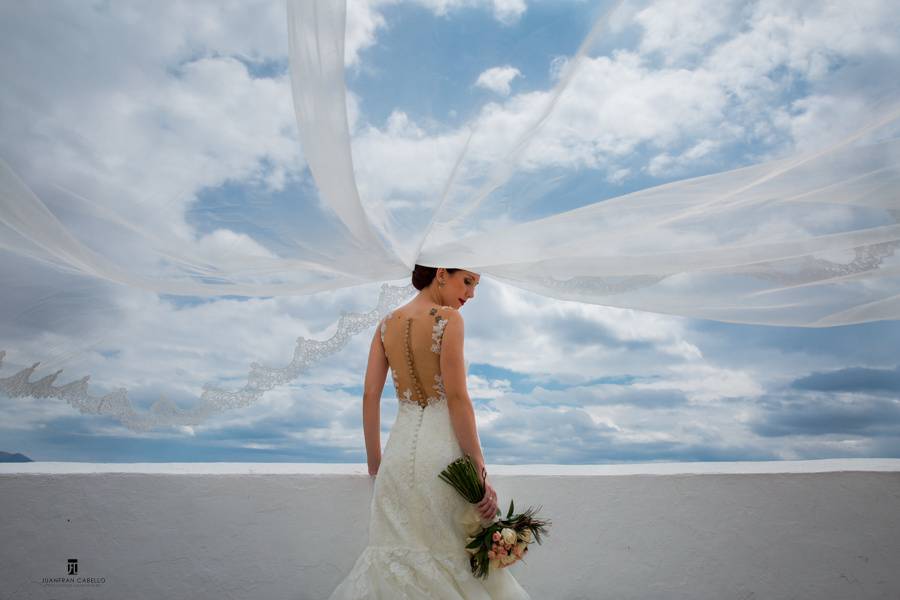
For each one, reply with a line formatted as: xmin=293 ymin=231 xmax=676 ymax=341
xmin=492 ymin=531 xmax=502 ymax=542
xmin=487 ymin=550 xmax=496 ymax=559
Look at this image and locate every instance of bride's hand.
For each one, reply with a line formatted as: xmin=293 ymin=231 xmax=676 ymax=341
xmin=476 ymin=478 xmax=498 ymax=521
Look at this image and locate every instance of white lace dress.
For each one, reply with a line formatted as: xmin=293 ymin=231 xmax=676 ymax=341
xmin=327 ymin=306 xmax=531 ymax=600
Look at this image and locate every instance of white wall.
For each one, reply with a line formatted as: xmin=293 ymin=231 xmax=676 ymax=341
xmin=1 ymin=459 xmax=899 ymax=599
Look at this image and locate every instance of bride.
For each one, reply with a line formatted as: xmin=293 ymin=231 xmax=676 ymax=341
xmin=327 ymin=265 xmax=531 ymax=599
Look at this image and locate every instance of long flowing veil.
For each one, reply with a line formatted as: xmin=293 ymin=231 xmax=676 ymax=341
xmin=1 ymin=0 xmax=898 ymax=431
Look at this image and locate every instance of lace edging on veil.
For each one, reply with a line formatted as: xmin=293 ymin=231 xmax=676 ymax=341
xmin=0 ymin=283 xmax=415 ymax=432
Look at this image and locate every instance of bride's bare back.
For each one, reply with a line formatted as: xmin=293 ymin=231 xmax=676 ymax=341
xmin=380 ymin=303 xmax=457 ymax=408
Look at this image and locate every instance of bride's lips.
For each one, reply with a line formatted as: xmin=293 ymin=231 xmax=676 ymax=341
xmin=458 ymin=298 xmax=466 ymax=306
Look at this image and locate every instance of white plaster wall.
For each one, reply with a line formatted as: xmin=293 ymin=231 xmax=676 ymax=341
xmin=1 ymin=459 xmax=899 ymax=600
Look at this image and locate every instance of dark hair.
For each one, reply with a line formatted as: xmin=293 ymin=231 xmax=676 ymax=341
xmin=411 ymin=264 xmax=460 ymax=291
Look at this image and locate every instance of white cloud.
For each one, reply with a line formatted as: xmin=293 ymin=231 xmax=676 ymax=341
xmin=2 ymin=0 xmax=899 ymax=464
xmin=772 ymin=94 xmax=881 ymax=155
xmin=0 ymin=3 xmax=304 ymax=260
xmin=647 ymin=139 xmax=721 ymax=177
xmin=345 ymin=0 xmax=527 ymax=67
xmin=491 ymin=0 xmax=527 ymax=25
xmin=635 ymin=0 xmax=744 ymax=66
xmin=475 ymin=66 xmax=523 ymax=96
xmin=462 ymin=279 xmax=689 ymax=381
xmin=631 ymin=362 xmax=764 ymax=405
xmin=194 ymin=229 xmax=278 ymax=262
xmin=3 ymin=245 xmax=896 ymax=464
xmin=409 ymin=0 xmax=526 ymax=24
xmin=349 ymin=0 xmax=900 ymax=192
xmin=345 ymin=0 xmax=388 ymax=67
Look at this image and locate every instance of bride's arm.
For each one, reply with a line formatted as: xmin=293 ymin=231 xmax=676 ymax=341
xmin=440 ymin=311 xmax=487 ymax=476
xmin=363 ymin=323 xmax=389 ymax=476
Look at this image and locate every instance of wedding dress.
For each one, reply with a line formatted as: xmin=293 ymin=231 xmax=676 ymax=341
xmin=327 ymin=305 xmax=531 ymax=600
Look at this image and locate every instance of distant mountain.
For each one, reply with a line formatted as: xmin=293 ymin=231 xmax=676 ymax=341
xmin=0 ymin=451 xmax=33 ymax=462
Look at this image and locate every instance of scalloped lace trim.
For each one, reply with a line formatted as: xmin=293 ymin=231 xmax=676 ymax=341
xmin=0 ymin=283 xmax=415 ymax=432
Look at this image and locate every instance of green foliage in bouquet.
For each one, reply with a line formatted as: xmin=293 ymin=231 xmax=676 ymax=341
xmin=439 ymin=454 xmax=551 ymax=580
xmin=438 ymin=453 xmax=492 ymax=503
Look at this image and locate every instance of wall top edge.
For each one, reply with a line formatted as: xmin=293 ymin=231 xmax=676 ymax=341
xmin=1 ymin=458 xmax=899 ymax=475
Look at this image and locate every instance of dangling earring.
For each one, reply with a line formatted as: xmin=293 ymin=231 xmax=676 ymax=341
xmin=430 ymin=271 xmax=446 ymax=305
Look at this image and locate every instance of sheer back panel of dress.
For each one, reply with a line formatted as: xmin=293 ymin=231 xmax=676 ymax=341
xmin=381 ymin=305 xmax=454 ymax=409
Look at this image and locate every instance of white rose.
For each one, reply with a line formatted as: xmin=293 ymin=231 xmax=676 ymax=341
xmin=501 ymin=527 xmax=517 ymax=546
xmin=501 ymin=553 xmax=516 ymax=565
xmin=516 ymin=541 xmax=527 ymax=554
xmin=518 ymin=528 xmax=532 ymax=543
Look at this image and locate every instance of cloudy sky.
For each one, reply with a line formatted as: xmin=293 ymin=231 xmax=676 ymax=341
xmin=1 ymin=0 xmax=899 ymax=464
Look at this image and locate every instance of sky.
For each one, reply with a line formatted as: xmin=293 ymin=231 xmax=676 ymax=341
xmin=1 ymin=0 xmax=899 ymax=464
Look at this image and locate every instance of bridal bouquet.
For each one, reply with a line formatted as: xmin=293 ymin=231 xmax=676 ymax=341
xmin=438 ymin=454 xmax=551 ymax=580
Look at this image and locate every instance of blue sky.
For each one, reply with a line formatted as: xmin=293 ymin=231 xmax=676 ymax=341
xmin=1 ymin=0 xmax=899 ymax=464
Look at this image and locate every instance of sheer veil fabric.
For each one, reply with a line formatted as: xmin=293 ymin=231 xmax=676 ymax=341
xmin=0 ymin=0 xmax=899 ymax=432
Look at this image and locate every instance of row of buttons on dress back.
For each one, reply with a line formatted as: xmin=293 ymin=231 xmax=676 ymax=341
xmin=403 ymin=317 xmax=429 ymax=408
xmin=405 ymin=312 xmax=429 ymax=482
xmin=401 ymin=306 xmax=451 ymax=409
xmin=388 ymin=307 xmax=450 ymax=481
xmin=408 ymin=391 xmax=426 ymax=482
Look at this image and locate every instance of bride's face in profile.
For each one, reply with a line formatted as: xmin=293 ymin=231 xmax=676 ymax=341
xmin=441 ymin=269 xmax=480 ymax=309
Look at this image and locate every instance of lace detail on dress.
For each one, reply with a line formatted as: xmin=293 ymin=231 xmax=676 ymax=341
xmin=432 ymin=374 xmax=446 ymax=403
xmin=431 ymin=315 xmax=447 ymax=354
xmin=380 ymin=309 xmax=396 ymax=345
xmin=397 ymin=349 xmax=449 ymax=409
xmin=384 ymin=306 xmax=453 ymax=409
xmin=430 ymin=307 xmax=449 ymax=353
xmin=332 ymin=545 xmax=474 ymax=599
xmin=398 ymin=385 xmax=447 ymax=410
